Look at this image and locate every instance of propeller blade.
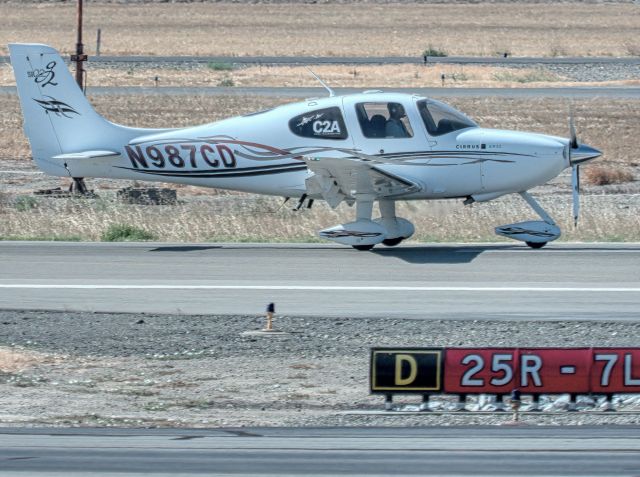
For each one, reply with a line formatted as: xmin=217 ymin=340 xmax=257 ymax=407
xmin=569 ymin=110 xmax=578 ymax=149
xmin=572 ymin=165 xmax=580 ymax=227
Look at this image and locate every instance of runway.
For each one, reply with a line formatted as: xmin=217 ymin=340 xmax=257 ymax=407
xmin=2 ymin=86 xmax=640 ymax=99
xmin=0 ymin=426 xmax=638 ymax=476
xmin=0 ymin=242 xmax=638 ymax=320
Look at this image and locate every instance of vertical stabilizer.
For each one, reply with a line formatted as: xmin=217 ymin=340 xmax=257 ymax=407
xmin=8 ymin=43 xmax=165 ymax=177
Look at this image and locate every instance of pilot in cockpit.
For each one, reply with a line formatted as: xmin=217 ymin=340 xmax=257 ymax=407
xmin=385 ymin=103 xmax=410 ymax=138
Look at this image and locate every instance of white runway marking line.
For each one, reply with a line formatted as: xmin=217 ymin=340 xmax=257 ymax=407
xmin=0 ymin=285 xmax=639 ymax=292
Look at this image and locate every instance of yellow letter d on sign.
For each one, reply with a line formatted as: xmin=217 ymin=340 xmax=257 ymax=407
xmin=395 ymin=354 xmax=418 ymax=386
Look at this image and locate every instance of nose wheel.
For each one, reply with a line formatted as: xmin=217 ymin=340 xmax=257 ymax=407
xmin=352 ymin=244 xmax=376 ymax=251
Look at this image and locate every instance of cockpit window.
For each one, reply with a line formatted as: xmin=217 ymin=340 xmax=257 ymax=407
xmin=417 ymin=99 xmax=477 ymax=136
xmin=355 ymin=102 xmax=414 ymax=139
xmin=289 ymin=107 xmax=348 ymax=140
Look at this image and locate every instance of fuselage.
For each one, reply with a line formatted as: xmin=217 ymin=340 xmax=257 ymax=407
xmin=48 ymin=92 xmax=570 ymax=202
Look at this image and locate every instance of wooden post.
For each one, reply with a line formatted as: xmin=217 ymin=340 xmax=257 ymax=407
xmin=70 ymin=0 xmax=89 ymax=194
xmin=75 ymin=0 xmax=84 ymax=88
xmin=96 ymin=28 xmax=101 ymax=57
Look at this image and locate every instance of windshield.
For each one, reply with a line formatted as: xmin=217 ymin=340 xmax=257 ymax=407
xmin=417 ymin=99 xmax=478 ymax=136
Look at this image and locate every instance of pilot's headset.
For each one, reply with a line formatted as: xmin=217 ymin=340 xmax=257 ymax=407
xmin=388 ymin=103 xmax=405 ymax=119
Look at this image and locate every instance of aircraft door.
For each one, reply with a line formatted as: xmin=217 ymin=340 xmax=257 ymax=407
xmin=342 ymin=97 xmax=431 ymax=158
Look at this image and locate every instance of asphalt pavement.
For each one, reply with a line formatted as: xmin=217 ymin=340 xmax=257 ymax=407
xmin=0 ymin=242 xmax=638 ymax=320
xmin=0 ymin=426 xmax=638 ymax=476
xmin=3 ymin=55 xmax=640 ymax=65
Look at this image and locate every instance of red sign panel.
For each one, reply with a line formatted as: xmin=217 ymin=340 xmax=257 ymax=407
xmin=444 ymin=348 xmax=640 ymax=394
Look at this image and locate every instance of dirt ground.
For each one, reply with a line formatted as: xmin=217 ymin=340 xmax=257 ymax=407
xmin=1 ymin=2 xmax=639 ymax=57
xmin=1 ymin=311 xmax=639 ymax=428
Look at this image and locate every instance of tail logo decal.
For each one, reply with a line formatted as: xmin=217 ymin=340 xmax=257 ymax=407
xmin=33 ymin=96 xmax=80 ymax=118
xmin=27 ymin=61 xmax=58 ymax=87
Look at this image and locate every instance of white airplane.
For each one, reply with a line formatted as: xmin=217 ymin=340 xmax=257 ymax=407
xmin=9 ymin=43 xmax=601 ymax=250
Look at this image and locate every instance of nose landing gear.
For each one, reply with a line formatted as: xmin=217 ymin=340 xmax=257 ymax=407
xmin=495 ymin=191 xmax=561 ymax=249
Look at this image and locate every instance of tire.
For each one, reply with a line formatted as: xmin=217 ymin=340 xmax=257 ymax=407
xmin=526 ymin=241 xmax=547 ymax=249
xmin=382 ymin=237 xmax=404 ymax=247
xmin=352 ymin=244 xmax=375 ymax=251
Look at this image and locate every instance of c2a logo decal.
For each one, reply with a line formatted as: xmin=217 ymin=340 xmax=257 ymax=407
xmin=125 ymin=143 xmax=236 ymax=170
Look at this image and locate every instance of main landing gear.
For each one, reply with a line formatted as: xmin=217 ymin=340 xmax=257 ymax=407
xmin=318 ymin=196 xmax=415 ymax=251
xmin=494 ymin=191 xmax=561 ymax=249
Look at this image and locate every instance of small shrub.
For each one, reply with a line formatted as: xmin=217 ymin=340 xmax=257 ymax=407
xmin=14 ymin=195 xmax=38 ymax=212
xmin=583 ymin=166 xmax=634 ymax=186
xmin=495 ymin=49 xmax=512 ymax=58
xmin=0 ymin=191 xmax=10 ymax=213
xmin=452 ymin=72 xmax=469 ymax=82
xmin=423 ymin=45 xmax=447 ymax=57
xmin=101 ymin=224 xmax=156 ymax=242
xmin=624 ymin=42 xmax=640 ymax=57
xmin=492 ymin=68 xmax=558 ymax=83
xmin=549 ymin=46 xmax=568 ymax=57
xmin=217 ymin=77 xmax=235 ymax=87
xmin=207 ymin=62 xmax=233 ymax=71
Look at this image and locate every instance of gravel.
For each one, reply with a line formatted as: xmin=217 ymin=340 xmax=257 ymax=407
xmin=546 ymin=63 xmax=640 ymax=82
xmin=78 ymin=60 xmax=640 ymax=83
xmin=0 ymin=310 xmax=639 ymax=428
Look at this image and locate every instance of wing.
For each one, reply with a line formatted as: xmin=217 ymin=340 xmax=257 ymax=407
xmin=301 ymin=147 xmax=517 ymax=207
xmin=302 ymin=155 xmax=421 ymax=208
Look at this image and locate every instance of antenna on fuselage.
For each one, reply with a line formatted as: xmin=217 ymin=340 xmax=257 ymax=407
xmin=306 ymin=67 xmax=335 ymax=97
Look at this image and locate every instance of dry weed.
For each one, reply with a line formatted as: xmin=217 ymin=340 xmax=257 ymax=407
xmin=0 ymin=347 xmax=48 ymax=373
xmin=583 ymin=165 xmax=635 ymax=186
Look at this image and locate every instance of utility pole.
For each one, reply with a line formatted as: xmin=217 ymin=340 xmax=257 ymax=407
xmin=71 ymin=0 xmax=88 ymax=91
xmin=69 ymin=0 xmax=89 ymax=195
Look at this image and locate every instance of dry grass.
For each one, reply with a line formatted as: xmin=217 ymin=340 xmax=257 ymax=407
xmin=1 ymin=3 xmax=639 ymax=57
xmin=0 ymin=63 xmax=578 ymax=88
xmin=584 ymin=165 xmax=635 ymax=186
xmin=6 ymin=62 xmax=639 ymax=89
xmin=1 ymin=94 xmax=639 ymax=243
xmin=0 ymin=192 xmax=638 ymax=243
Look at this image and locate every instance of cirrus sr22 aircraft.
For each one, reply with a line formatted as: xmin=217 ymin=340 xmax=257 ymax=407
xmin=9 ymin=43 xmax=602 ymax=250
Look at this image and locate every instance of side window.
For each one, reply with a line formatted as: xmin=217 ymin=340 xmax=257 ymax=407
xmin=417 ymin=99 xmax=477 ymax=137
xmin=289 ymin=107 xmax=348 ymax=140
xmin=356 ymin=102 xmax=414 ymax=139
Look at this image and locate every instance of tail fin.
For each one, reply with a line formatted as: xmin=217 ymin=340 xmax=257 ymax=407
xmin=8 ymin=43 xmax=163 ymax=176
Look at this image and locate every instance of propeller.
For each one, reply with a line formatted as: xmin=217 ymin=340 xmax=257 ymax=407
xmin=569 ymin=113 xmax=580 ymax=227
